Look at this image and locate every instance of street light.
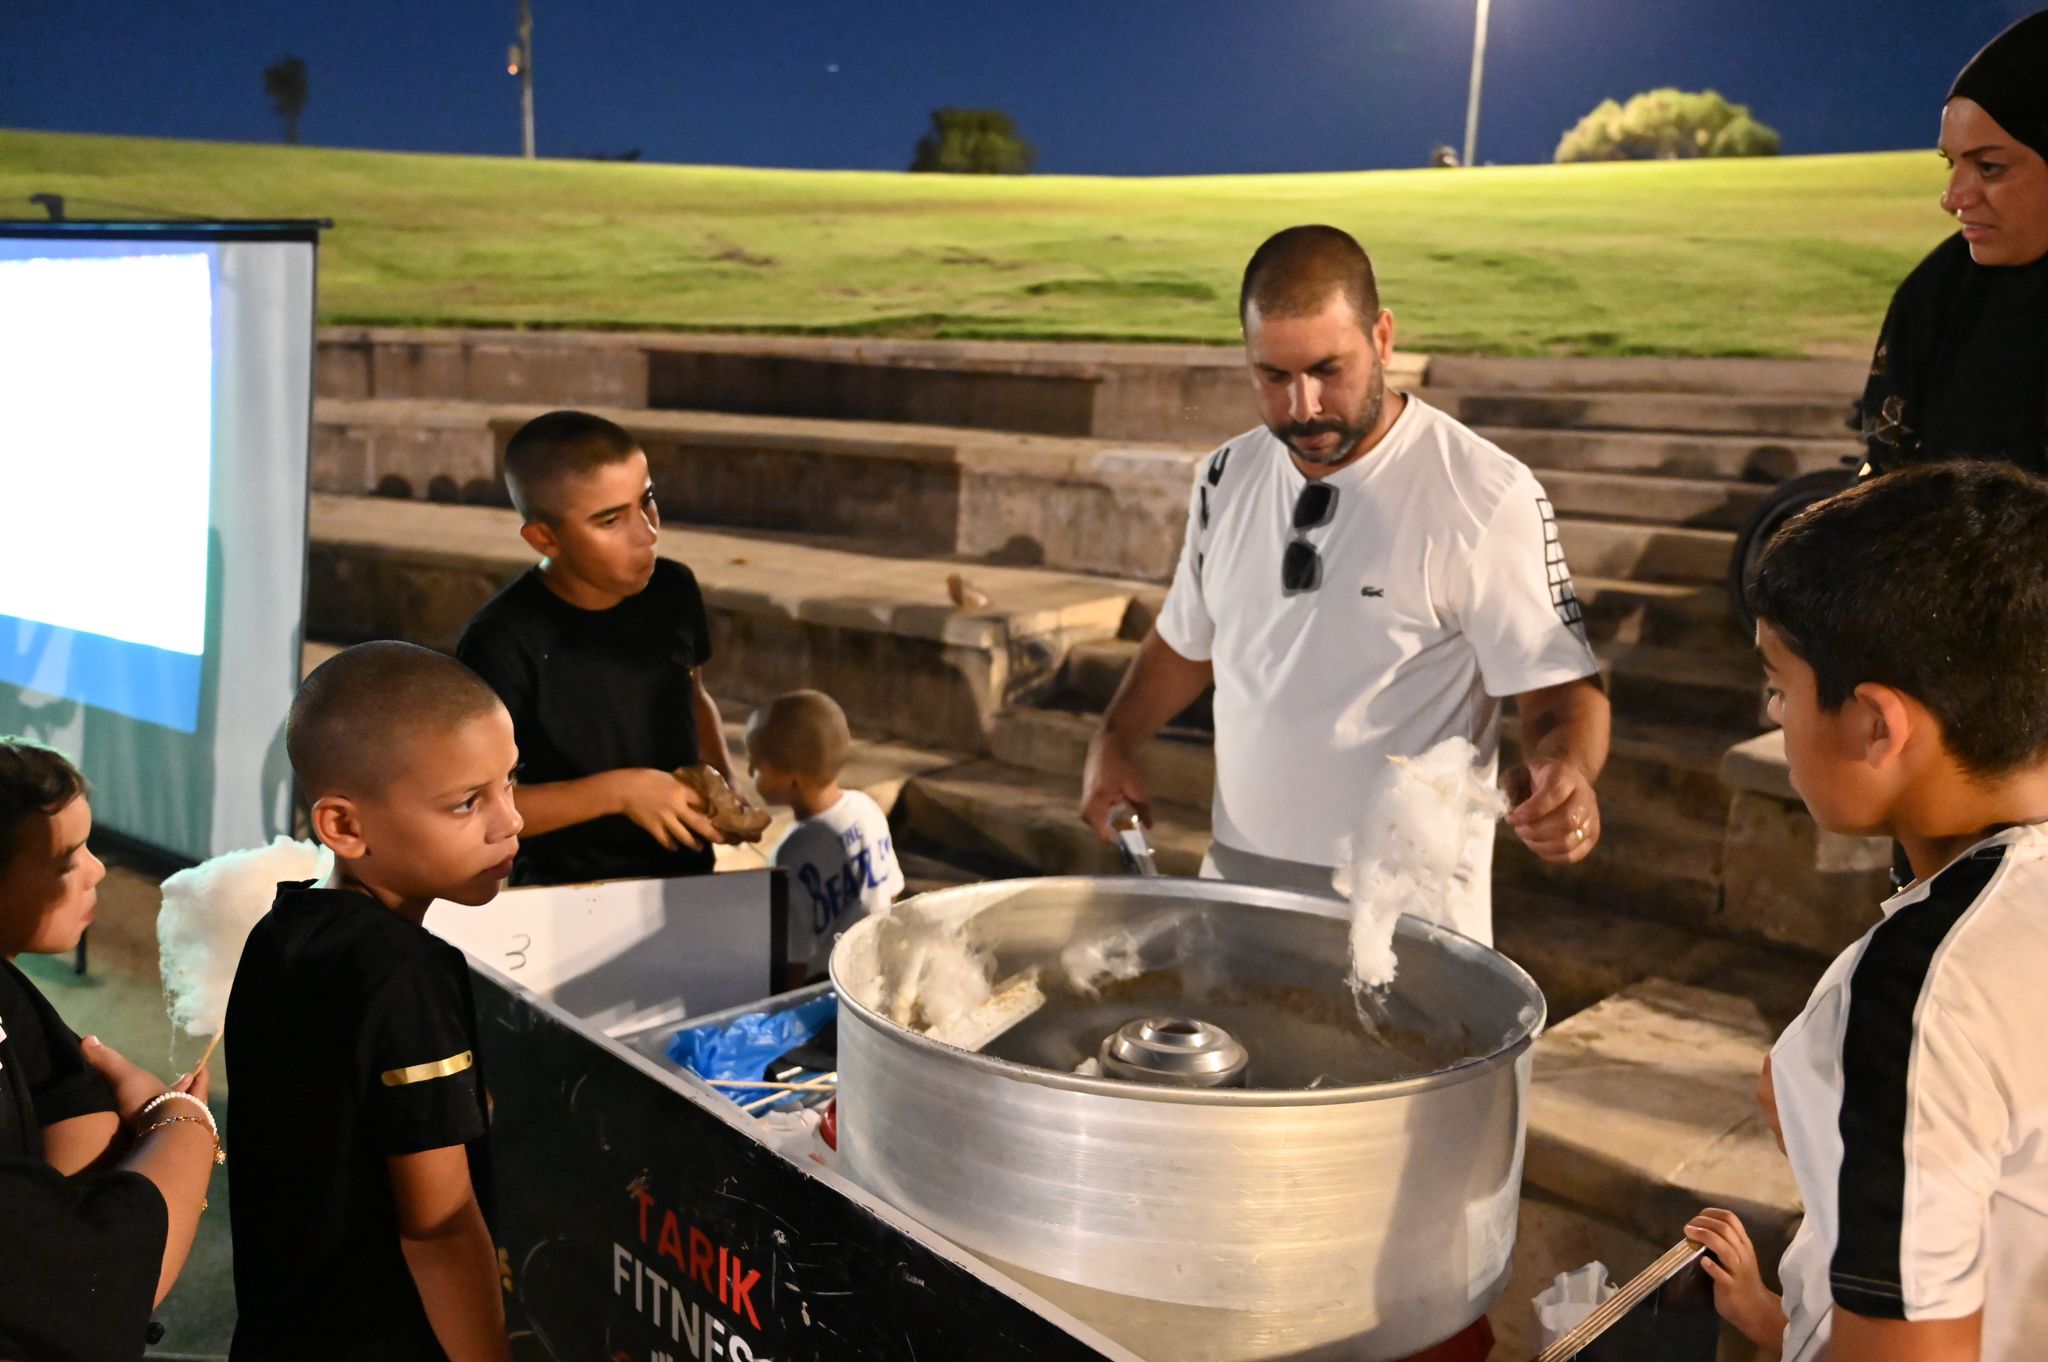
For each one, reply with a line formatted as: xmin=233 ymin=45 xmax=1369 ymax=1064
xmin=1462 ymin=0 xmax=1491 ymax=168
xmin=510 ymin=0 xmax=535 ymax=158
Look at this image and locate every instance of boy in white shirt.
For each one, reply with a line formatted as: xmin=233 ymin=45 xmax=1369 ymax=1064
xmin=745 ymin=691 xmax=904 ymax=988
xmin=1688 ymin=462 xmax=2048 ymax=1362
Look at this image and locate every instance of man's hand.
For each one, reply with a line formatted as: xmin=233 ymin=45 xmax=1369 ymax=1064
xmin=610 ymin=769 xmax=723 ymax=851
xmin=1080 ymin=737 xmax=1152 ymax=846
xmin=1502 ymin=757 xmax=1600 ymax=863
xmin=1687 ymin=1207 xmax=1788 ymax=1349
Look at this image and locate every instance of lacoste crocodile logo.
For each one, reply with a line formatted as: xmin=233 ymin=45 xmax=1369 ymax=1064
xmin=1360 ymin=586 xmax=1384 ymax=598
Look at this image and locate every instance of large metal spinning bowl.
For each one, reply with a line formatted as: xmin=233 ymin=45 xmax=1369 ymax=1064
xmin=830 ymin=875 xmax=1546 ymax=1361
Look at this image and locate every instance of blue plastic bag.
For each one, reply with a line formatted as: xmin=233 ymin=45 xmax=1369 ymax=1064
xmin=666 ymin=993 xmax=838 ymax=1081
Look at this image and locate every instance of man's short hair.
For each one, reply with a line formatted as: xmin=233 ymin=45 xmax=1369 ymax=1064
xmin=1239 ymin=225 xmax=1381 ymax=330
xmin=0 ymin=738 xmax=87 ymax=875
xmin=503 ymin=409 xmax=641 ymax=523
xmin=745 ymin=690 xmax=852 ymax=782
xmin=1747 ymin=461 xmax=2048 ymax=777
xmin=288 ymin=641 xmax=506 ymax=802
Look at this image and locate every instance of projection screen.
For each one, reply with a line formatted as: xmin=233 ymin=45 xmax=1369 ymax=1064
xmin=0 ymin=221 xmax=323 ymax=862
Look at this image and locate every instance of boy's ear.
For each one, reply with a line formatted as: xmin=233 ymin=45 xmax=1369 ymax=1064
xmin=309 ymin=794 xmax=369 ymax=860
xmin=1850 ymin=682 xmax=1918 ymax=771
xmin=520 ymin=518 xmax=561 ymax=560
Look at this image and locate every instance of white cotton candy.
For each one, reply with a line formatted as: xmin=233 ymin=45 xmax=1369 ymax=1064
xmin=872 ymin=900 xmax=995 ymax=1035
xmin=1058 ymin=911 xmax=1187 ymax=997
xmin=1334 ymin=737 xmax=1507 ymax=994
xmin=158 ymin=836 xmax=330 ymax=1036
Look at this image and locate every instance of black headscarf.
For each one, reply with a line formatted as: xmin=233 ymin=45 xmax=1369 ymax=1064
xmin=1861 ymin=9 xmax=2048 ymax=477
xmin=1949 ymin=9 xmax=2048 ymax=164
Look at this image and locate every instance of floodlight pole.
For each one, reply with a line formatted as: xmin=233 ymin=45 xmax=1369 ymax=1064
xmin=517 ymin=0 xmax=536 ymax=158
xmin=1462 ymin=0 xmax=1491 ymax=168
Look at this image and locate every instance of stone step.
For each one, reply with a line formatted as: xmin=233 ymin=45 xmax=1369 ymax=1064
xmin=1523 ymin=979 xmax=1808 ymax=1286
xmin=1433 ymin=388 xmax=1855 ymax=440
xmin=1596 ymin=641 xmax=1764 ymax=732
xmin=1427 ymin=353 xmax=1866 ymax=398
xmin=1540 ymin=468 xmax=1766 ymax=531
xmin=1493 ymin=426 xmax=1859 ymax=484
xmin=317 ymin=324 xmax=1431 ymax=444
xmin=1557 ymin=517 xmax=1737 ymax=586
xmin=306 ymin=493 xmax=1138 ymax=753
xmin=314 ymin=397 xmax=1205 ymax=583
xmin=1495 ymin=795 xmax=1729 ymax=930
xmin=1493 ymin=886 xmax=1819 ymax=1031
xmin=1571 ymin=575 xmax=1740 ymax=652
xmin=898 ymin=759 xmax=1212 ymax=879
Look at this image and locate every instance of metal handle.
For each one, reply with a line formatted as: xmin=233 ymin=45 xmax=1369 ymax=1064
xmin=1109 ymin=803 xmax=1158 ymax=878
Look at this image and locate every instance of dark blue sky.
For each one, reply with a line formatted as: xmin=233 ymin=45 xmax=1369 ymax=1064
xmin=2 ymin=2 xmax=2036 ymax=174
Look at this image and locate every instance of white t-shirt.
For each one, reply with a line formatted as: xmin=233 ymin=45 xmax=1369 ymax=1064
xmin=1155 ymin=396 xmax=1597 ymax=941
xmin=772 ymin=789 xmax=904 ymax=979
xmin=1772 ymin=823 xmax=2048 ymax=1361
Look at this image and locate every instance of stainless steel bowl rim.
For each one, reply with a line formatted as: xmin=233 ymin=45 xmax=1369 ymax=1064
xmin=830 ymin=874 xmax=1548 ymax=1108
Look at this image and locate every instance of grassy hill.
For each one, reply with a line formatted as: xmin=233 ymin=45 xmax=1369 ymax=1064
xmin=0 ymin=129 xmax=1950 ymax=356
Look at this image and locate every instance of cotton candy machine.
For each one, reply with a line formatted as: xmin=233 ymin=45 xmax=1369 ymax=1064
xmin=830 ymin=876 xmax=1545 ymax=1362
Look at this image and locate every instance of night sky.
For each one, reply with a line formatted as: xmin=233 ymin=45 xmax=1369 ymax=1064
xmin=2 ymin=1 xmax=2037 ymax=175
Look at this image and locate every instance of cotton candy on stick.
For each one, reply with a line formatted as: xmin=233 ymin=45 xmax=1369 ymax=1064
xmin=158 ymin=836 xmax=331 ymax=1068
xmin=1333 ymin=737 xmax=1508 ymax=998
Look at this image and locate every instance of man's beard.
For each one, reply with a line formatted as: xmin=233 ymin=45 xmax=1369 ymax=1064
xmin=1272 ymin=366 xmax=1385 ymax=467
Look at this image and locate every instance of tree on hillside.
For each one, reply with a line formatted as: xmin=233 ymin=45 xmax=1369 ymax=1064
xmin=264 ymin=57 xmax=308 ymax=145
xmin=909 ymin=109 xmax=1036 ymax=175
xmin=1555 ymin=89 xmax=1779 ymax=163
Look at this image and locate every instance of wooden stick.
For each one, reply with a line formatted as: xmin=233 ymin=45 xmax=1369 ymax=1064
xmin=1530 ymin=1239 xmax=1706 ymax=1362
xmin=190 ymin=1028 xmax=226 ymax=1076
xmin=739 ymin=1071 xmax=837 ymax=1114
xmin=705 ymin=1078 xmax=840 ymax=1093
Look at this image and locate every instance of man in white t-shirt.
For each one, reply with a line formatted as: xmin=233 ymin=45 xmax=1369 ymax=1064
xmin=1080 ymin=225 xmax=1609 ymax=942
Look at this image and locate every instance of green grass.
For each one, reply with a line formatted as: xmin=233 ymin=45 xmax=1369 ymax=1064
xmin=0 ymin=129 xmax=1953 ymax=356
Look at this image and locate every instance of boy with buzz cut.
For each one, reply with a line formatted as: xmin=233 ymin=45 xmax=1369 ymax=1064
xmin=1685 ymin=462 xmax=2048 ymax=1362
xmin=226 ymin=641 xmax=520 ymax=1362
xmin=746 ymin=690 xmax=903 ymax=987
xmin=458 ymin=409 xmax=736 ymax=886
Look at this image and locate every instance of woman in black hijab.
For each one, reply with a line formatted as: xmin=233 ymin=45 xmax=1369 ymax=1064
xmin=1863 ymin=9 xmax=2048 ymax=475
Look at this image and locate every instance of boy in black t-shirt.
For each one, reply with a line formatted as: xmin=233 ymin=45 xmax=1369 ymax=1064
xmin=225 ymin=643 xmax=520 ymax=1362
xmin=457 ymin=410 xmax=735 ymax=885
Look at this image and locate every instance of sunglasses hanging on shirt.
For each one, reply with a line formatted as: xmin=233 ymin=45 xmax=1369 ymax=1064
xmin=1282 ymin=481 xmax=1338 ymax=594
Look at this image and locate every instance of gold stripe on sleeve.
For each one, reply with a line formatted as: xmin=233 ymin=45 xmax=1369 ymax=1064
xmin=380 ymin=1050 xmax=475 ymax=1087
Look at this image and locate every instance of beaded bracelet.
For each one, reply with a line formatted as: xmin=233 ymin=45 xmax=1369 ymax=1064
xmin=141 ymin=1113 xmax=226 ymax=1166
xmin=139 ymin=1090 xmax=217 ymax=1139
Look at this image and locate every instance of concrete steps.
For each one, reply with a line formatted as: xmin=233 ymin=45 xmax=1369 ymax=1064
xmin=1434 ymin=388 xmax=1854 ymax=440
xmin=1557 ymin=518 xmax=1737 ymax=587
xmin=897 ymin=758 xmax=1211 ymax=879
xmin=1426 ymin=353 xmax=1865 ymax=398
xmin=1488 ymin=425 xmax=1858 ymax=484
xmin=1522 ymin=979 xmax=1808 ymax=1313
xmin=1539 ymin=468 xmax=1765 ymax=530
xmin=314 ymin=397 xmax=1206 ymax=583
xmin=306 ymin=493 xmax=1139 ymax=752
xmin=318 ymin=324 xmax=1428 ymax=445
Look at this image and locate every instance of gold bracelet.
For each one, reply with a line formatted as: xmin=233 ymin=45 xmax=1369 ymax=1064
xmin=141 ymin=1114 xmax=226 ymax=1166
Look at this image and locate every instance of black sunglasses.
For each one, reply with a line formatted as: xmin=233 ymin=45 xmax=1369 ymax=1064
xmin=1282 ymin=482 xmax=1338 ymax=594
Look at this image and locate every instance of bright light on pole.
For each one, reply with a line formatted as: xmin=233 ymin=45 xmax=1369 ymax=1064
xmin=510 ymin=0 xmax=536 ymax=158
xmin=1462 ymin=0 xmax=1491 ymax=168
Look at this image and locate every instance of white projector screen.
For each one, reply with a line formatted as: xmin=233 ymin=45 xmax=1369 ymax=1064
xmin=0 ymin=222 xmax=320 ymax=862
